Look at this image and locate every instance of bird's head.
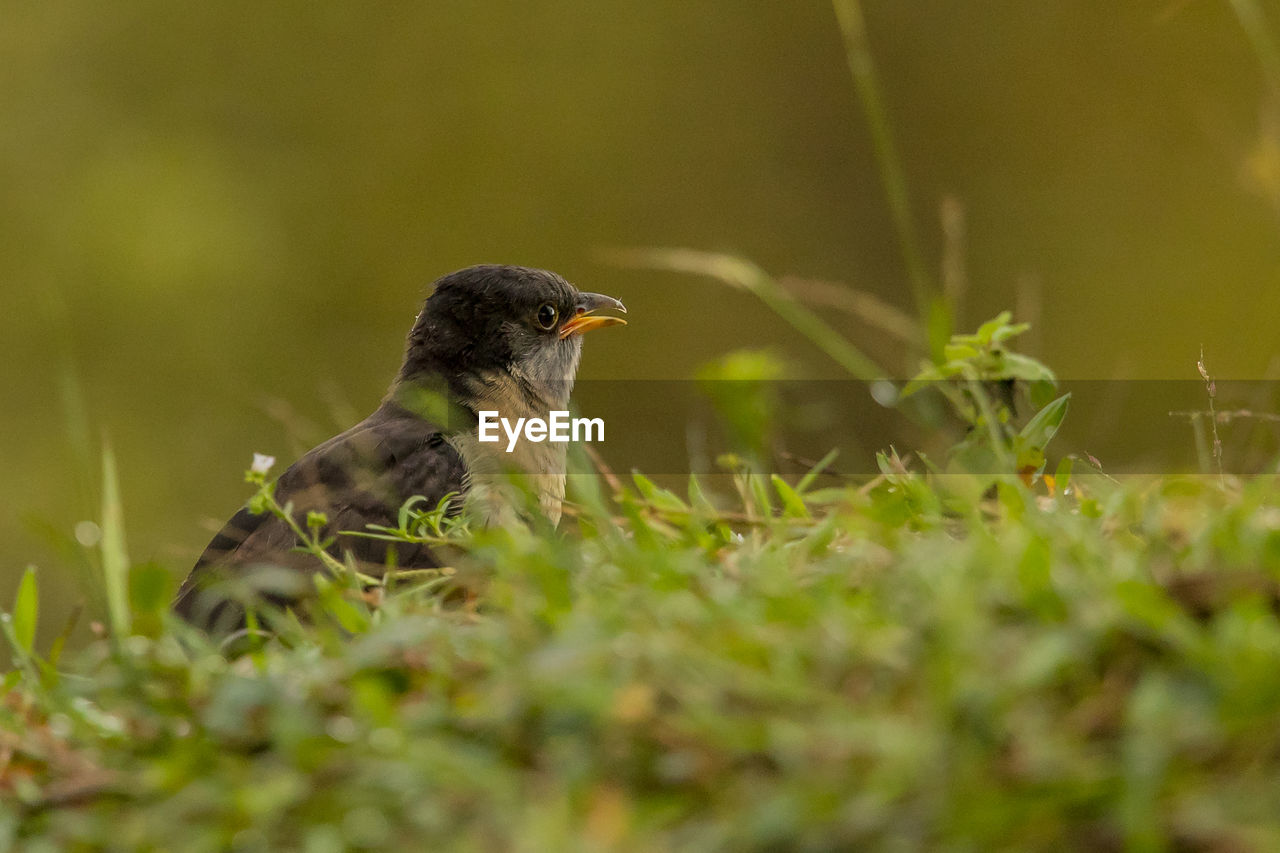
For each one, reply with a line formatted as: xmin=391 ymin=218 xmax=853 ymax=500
xmin=397 ymin=265 xmax=627 ymax=412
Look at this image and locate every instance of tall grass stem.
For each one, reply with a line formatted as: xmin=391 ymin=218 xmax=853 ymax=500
xmin=609 ymin=248 xmax=885 ymax=380
xmin=100 ymin=441 xmax=131 ymax=639
xmin=831 ymin=0 xmax=934 ymax=318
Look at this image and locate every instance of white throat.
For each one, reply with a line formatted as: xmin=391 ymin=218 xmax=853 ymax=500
xmin=449 ymin=355 xmax=578 ymax=527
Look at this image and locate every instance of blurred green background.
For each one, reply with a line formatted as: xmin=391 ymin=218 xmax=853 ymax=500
xmin=5 ymin=1 xmax=1280 ymax=613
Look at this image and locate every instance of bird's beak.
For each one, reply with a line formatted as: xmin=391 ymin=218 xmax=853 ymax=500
xmin=559 ymin=293 xmax=628 ymax=339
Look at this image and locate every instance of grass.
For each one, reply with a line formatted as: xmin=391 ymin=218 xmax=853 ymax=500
xmin=7 ymin=180 xmax=1280 ymax=853
xmin=7 ymin=358 xmax=1280 ymax=849
xmin=7 ymin=8 xmax=1280 ymax=850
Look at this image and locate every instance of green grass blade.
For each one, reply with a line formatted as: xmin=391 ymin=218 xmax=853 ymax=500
xmin=48 ymin=603 xmax=83 ymax=669
xmin=771 ymin=475 xmax=810 ymax=519
xmin=12 ymin=565 xmax=38 ymax=654
xmin=100 ymin=440 xmax=131 ymax=639
xmin=795 ymin=448 xmax=840 ymax=495
xmin=831 ymin=0 xmax=933 ymax=318
xmin=609 ymin=248 xmax=884 ymax=380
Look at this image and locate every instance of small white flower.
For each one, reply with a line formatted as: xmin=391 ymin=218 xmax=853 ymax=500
xmin=251 ymin=453 xmax=277 ymax=475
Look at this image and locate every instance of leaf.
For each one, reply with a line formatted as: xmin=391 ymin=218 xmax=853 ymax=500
xmin=1019 ymin=393 xmax=1071 ymax=450
xmin=899 ymin=365 xmax=944 ymax=399
xmin=795 ymin=448 xmax=839 ymax=494
xmin=916 ymin=451 xmax=944 ymax=476
xmin=998 ymin=352 xmax=1057 ymax=384
xmin=100 ymin=441 xmax=131 ymax=639
xmin=313 ymin=575 xmax=370 ymax=635
xmin=632 ymin=473 xmax=688 ymax=514
xmin=611 ymin=248 xmax=884 ymax=379
xmin=749 ymin=473 xmax=774 ymax=517
xmin=1054 ymin=456 xmax=1075 ymax=493
xmin=129 ymin=562 xmax=173 ymax=620
xmin=771 ymin=475 xmax=810 ymax=519
xmin=943 ymin=343 xmax=980 ymax=362
xmin=974 ymin=311 xmax=1013 ymax=344
xmin=1029 ymin=378 xmax=1058 ymax=409
xmin=12 ymin=566 xmax=37 ymax=653
xmin=1014 ymin=394 xmax=1071 ymax=478
xmin=803 ymin=487 xmax=853 ymax=505
xmin=687 ymin=475 xmax=717 ymax=514
xmin=990 ymin=321 xmax=1031 ymax=343
xmin=1016 ymin=446 xmax=1046 ymax=479
xmin=48 ymin=603 xmax=83 ymax=669
xmin=926 ymin=296 xmax=953 ymax=363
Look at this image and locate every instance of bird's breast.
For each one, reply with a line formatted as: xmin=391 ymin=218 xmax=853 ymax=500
xmin=447 ymin=426 xmax=567 ymax=527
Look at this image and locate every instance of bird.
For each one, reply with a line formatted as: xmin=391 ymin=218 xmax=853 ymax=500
xmin=173 ymin=264 xmax=627 ymax=632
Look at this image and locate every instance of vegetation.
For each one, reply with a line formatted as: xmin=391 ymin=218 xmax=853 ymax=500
xmin=8 ymin=4 xmax=1280 ymax=850
xmin=5 ymin=305 xmax=1280 ymax=851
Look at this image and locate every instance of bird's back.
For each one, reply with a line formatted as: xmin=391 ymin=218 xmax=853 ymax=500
xmin=173 ymin=401 xmax=467 ymax=630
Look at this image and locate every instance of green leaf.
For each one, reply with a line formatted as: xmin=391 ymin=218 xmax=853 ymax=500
xmin=943 ymin=343 xmax=980 ymax=362
xmin=313 ymin=575 xmax=370 ymax=635
xmin=899 ymin=364 xmax=944 ymax=399
xmin=12 ymin=566 xmax=38 ymax=654
xmin=129 ymin=562 xmax=173 ymax=620
xmin=926 ymin=296 xmax=953 ymax=363
xmin=1016 ymin=445 xmax=1046 ymax=476
xmin=974 ymin=311 xmax=1013 ymax=344
xmin=1018 ymin=393 xmax=1071 ymax=450
xmin=1054 ymin=456 xmax=1075 ymax=493
xmin=1029 ymin=378 xmax=1058 ymax=409
xmin=397 ymin=495 xmax=431 ymax=532
xmin=632 ymin=473 xmax=688 ymax=514
xmin=100 ymin=441 xmax=131 ymax=639
xmin=617 ymin=248 xmax=884 ymax=379
xmin=999 ymin=351 xmax=1057 ymax=384
xmin=996 ymin=480 xmax=1027 ymax=520
xmin=247 ymin=492 xmax=270 ymax=515
xmin=749 ymin=473 xmax=774 ymax=516
xmin=795 ymin=448 xmax=839 ymax=494
xmin=990 ymin=321 xmax=1031 ymax=343
xmin=48 ymin=604 xmax=82 ymax=669
xmin=803 ymin=487 xmax=852 ymax=505
xmin=1014 ymin=394 xmax=1071 ymax=477
xmin=687 ymin=475 xmax=717 ymax=514
xmin=771 ymin=475 xmax=810 ymax=519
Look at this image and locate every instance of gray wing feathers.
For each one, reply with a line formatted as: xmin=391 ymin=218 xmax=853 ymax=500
xmin=173 ymin=405 xmax=466 ymax=626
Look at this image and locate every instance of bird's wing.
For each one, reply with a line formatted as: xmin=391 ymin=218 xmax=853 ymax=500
xmin=173 ymin=405 xmax=467 ymax=626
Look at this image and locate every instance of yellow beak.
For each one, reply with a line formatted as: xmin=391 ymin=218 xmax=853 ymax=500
xmin=559 ymin=293 xmax=628 ymax=339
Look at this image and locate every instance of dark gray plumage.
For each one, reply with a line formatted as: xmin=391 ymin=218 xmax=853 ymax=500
xmin=173 ymin=265 xmax=626 ymax=632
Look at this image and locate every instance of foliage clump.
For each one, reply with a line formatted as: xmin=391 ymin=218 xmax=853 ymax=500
xmin=6 ymin=312 xmax=1280 ymax=850
xmin=7 ymin=443 xmax=1280 ymax=850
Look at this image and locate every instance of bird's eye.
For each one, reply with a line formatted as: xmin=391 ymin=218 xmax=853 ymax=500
xmin=536 ymin=303 xmax=558 ymax=330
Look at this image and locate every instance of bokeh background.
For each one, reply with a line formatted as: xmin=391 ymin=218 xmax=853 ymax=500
xmin=5 ymin=2 xmax=1280 ymax=617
